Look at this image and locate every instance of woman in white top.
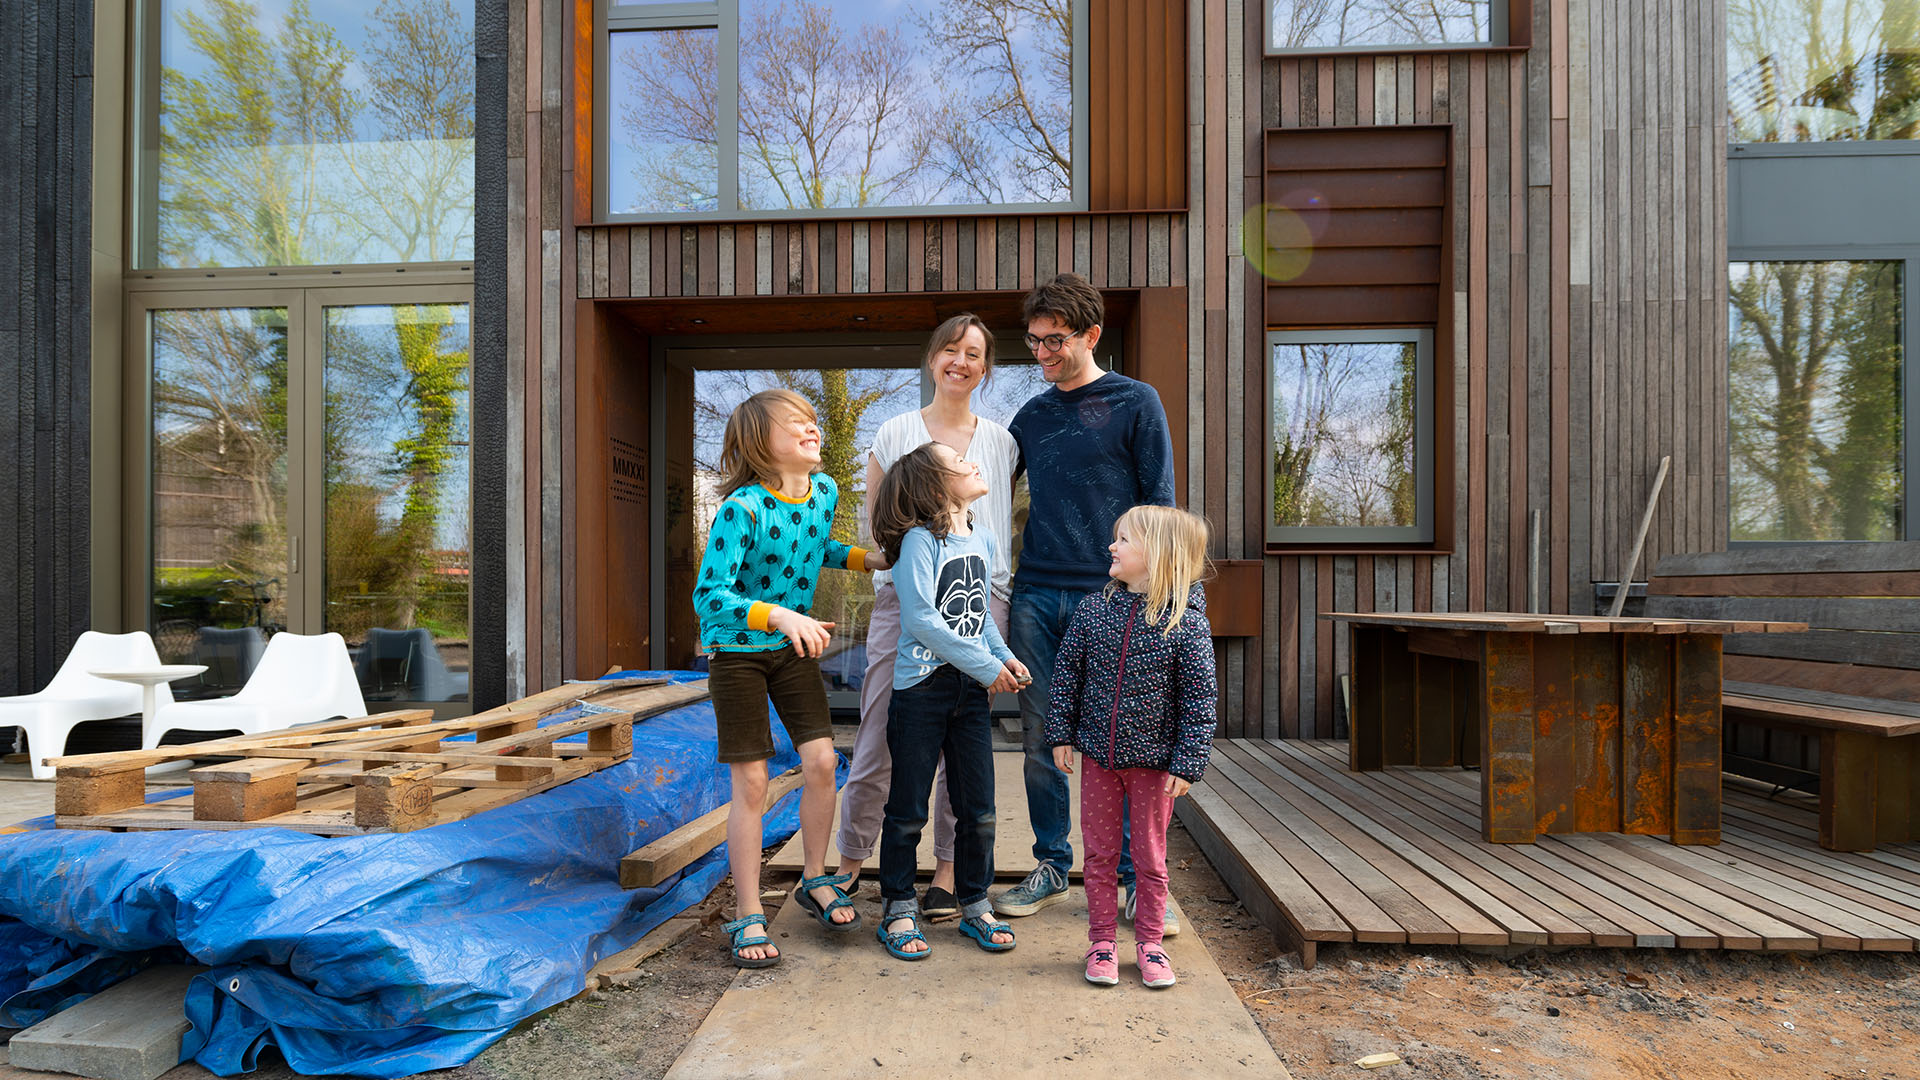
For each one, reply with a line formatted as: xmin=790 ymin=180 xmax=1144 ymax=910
xmin=836 ymin=313 xmax=1020 ymax=917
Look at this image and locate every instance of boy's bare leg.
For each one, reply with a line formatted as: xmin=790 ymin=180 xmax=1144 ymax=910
xmin=795 ymin=737 xmax=856 ymax=923
xmin=727 ymin=761 xmax=777 ymax=962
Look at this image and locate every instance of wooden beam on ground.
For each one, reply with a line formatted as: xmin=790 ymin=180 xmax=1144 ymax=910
xmin=621 ymin=769 xmax=804 ymax=888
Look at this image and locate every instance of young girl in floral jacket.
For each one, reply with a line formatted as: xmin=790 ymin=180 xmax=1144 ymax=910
xmin=1046 ymin=505 xmax=1216 ymax=988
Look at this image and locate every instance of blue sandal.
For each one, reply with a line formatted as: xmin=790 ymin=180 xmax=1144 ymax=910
xmin=958 ymin=913 xmax=1017 ymax=952
xmin=876 ymin=910 xmax=931 ymax=961
xmin=722 ymin=914 xmax=779 ymax=968
xmin=793 ymin=872 xmax=861 ymax=933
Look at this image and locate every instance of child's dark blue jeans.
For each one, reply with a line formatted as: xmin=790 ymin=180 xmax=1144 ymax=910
xmin=878 ymin=664 xmax=997 ymax=909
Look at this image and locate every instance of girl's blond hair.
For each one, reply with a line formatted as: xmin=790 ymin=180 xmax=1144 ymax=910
xmin=1111 ymin=505 xmax=1213 ymax=635
xmin=717 ymin=388 xmax=816 ymax=496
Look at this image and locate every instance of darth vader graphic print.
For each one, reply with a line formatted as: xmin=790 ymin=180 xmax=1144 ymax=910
xmin=935 ymin=552 xmax=989 ymax=638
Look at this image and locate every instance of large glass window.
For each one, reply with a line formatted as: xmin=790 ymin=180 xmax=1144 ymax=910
xmin=605 ymin=0 xmax=1081 ymax=218
xmin=1729 ymin=1 xmax=1920 ymax=143
xmin=1267 ymin=329 xmax=1434 ymax=543
xmin=1730 ymin=260 xmax=1907 ymax=541
xmin=1267 ymin=0 xmax=1502 ymax=52
xmin=140 ymin=0 xmax=477 ymax=268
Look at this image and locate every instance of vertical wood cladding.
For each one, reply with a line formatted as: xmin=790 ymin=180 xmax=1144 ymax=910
xmin=1090 ymin=0 xmax=1189 ymax=211
xmin=515 ymin=1 xmax=1728 ymax=739
xmin=0 ymin=0 xmax=92 ymax=696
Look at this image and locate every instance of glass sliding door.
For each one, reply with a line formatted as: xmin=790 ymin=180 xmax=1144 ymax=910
xmin=320 ymin=300 xmax=473 ymax=706
xmin=149 ymin=304 xmax=293 ymax=698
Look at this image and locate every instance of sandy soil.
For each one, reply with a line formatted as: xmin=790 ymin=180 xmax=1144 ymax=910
xmin=440 ymin=824 xmax=1920 ymax=1080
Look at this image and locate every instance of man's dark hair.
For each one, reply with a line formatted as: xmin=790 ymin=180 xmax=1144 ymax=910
xmin=1021 ymin=272 xmax=1104 ymax=333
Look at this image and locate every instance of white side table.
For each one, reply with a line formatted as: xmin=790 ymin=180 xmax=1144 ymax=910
xmin=88 ymin=666 xmax=208 ymax=774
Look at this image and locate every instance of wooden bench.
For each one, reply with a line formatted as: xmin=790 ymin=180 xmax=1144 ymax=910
xmin=1645 ymin=542 xmax=1920 ymax=851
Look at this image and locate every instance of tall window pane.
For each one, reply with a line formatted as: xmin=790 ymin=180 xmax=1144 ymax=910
xmin=151 ymin=307 xmax=291 ymax=696
xmin=150 ymin=0 xmax=476 ymax=267
xmin=1269 ymin=333 xmax=1429 ymax=541
xmin=324 ymin=303 xmax=472 ymax=704
xmin=1270 ymin=0 xmax=1496 ymax=51
xmin=1729 ymin=1 xmax=1920 ymax=143
xmin=1730 ymin=261 xmax=1905 ymax=541
xmin=610 ymin=28 xmax=720 ymax=214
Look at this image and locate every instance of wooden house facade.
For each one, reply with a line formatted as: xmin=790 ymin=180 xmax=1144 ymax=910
xmin=486 ymin=0 xmax=1730 ymax=732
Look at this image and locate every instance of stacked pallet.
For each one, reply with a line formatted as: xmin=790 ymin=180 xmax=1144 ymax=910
xmin=46 ymin=678 xmax=710 ymax=836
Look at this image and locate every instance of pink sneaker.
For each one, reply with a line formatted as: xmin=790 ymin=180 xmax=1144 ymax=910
xmin=1137 ymin=943 xmax=1176 ymax=988
xmin=1084 ymin=941 xmax=1119 ymax=986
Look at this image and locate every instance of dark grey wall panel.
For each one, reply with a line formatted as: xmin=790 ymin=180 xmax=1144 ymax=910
xmin=471 ymin=0 xmax=508 ymax=709
xmin=1730 ymin=146 xmax=1920 ymax=252
xmin=0 ymin=0 xmax=91 ymax=696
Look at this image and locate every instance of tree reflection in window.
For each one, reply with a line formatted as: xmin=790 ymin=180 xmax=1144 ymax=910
xmin=611 ymin=0 xmax=1074 ymax=214
xmin=1271 ymin=340 xmax=1419 ymax=531
xmin=1269 ymin=0 xmax=1494 ymax=51
xmin=153 ymin=0 xmax=476 ymax=267
xmin=1729 ymin=261 xmax=1904 ymax=541
xmin=1728 ymin=1 xmax=1920 ymax=142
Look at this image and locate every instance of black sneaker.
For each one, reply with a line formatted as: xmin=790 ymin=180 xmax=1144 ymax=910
xmin=920 ymin=885 xmax=959 ymax=922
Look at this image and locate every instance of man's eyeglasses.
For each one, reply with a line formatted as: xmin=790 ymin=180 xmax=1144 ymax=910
xmin=1023 ymin=330 xmax=1085 ymax=353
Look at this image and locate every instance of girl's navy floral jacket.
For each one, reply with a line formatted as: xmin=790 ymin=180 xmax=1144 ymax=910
xmin=1043 ymin=584 xmax=1217 ymax=782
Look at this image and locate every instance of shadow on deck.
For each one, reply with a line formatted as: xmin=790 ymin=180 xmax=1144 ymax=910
xmin=1179 ymin=739 xmax=1920 ymax=969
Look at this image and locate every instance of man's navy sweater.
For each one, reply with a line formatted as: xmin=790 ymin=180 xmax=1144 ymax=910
xmin=1009 ymin=372 xmax=1177 ymax=592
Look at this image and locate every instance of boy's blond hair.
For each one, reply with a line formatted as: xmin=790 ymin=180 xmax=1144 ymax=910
xmin=1112 ymin=505 xmax=1213 ymax=635
xmin=717 ymin=388 xmax=816 ymax=497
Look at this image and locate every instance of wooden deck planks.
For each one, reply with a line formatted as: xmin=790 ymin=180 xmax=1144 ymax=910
xmin=1177 ymin=741 xmax=1920 ymax=963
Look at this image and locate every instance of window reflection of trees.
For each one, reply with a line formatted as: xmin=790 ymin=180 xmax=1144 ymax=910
xmin=613 ymin=0 xmax=1074 ymax=214
xmin=1728 ymin=1 xmax=1920 ymax=142
xmin=1271 ymin=342 xmax=1418 ymax=530
xmin=155 ymin=0 xmax=476 ymax=267
xmin=1270 ymin=0 xmax=1493 ymax=50
xmin=1729 ymin=262 xmax=1903 ymax=541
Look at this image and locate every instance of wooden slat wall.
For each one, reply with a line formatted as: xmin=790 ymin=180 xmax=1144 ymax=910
xmin=508 ymin=1 xmax=1729 ymax=739
xmin=1227 ymin=0 xmax=1727 ymax=741
xmin=1090 ymin=0 xmax=1188 ymax=211
xmin=0 ymin=0 xmax=92 ymax=696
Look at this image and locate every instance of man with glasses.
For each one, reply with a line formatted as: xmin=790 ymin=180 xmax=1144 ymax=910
xmin=993 ymin=273 xmax=1179 ymax=930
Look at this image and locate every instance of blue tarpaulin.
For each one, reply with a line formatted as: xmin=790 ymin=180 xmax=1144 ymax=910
xmin=0 ymin=670 xmax=818 ymax=1077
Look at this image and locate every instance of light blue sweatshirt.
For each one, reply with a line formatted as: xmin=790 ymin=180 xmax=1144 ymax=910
xmin=892 ymin=526 xmax=1014 ymax=690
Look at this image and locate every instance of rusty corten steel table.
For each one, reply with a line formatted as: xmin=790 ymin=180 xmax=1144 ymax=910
xmin=1322 ymin=612 xmax=1806 ymax=846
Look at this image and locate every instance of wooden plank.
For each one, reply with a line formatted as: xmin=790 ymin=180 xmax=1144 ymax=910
xmin=1380 ymin=627 xmax=1417 ymax=766
xmin=1654 ymin=544 xmax=1920 ymax=578
xmin=1564 ymin=836 xmax=1817 ymax=950
xmin=1348 ymin=626 xmax=1385 ymax=769
xmin=1725 ymin=688 xmax=1920 ymax=734
xmin=1216 ymin=745 xmax=1458 ymax=943
xmin=1414 ymin=654 xmax=1457 ymax=768
xmin=1234 ymin=741 xmax=1516 ymax=945
xmin=1649 ymin=570 xmax=1920 ymax=599
xmin=1823 ymin=730 xmax=1880 ymax=852
xmin=1648 ymin=595 xmax=1920 ymax=632
xmin=1203 ymin=752 xmax=1400 ymax=941
xmin=1479 ymin=632 xmax=1536 ymax=843
xmin=621 ymin=769 xmax=804 ymax=888
xmin=1264 ymin=740 xmax=1589 ymax=944
xmin=1720 ymin=629 xmax=1918 ymax=670
xmin=46 ymin=709 xmax=440 ymax=776
xmin=1725 ymin=655 xmax=1920 ymax=700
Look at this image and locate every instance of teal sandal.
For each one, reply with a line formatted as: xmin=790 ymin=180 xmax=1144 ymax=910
xmin=793 ymin=872 xmax=862 ymax=933
xmin=722 ymin=914 xmax=779 ymax=968
xmin=958 ymin=913 xmax=1016 ymax=952
xmin=876 ymin=910 xmax=932 ymax=961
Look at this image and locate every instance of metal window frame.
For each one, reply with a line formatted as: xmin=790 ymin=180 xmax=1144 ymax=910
xmin=1264 ymin=327 xmax=1435 ymax=545
xmin=1724 ymin=250 xmax=1917 ymax=545
xmin=598 ymin=0 xmax=1088 ymax=222
xmin=1263 ymin=0 xmax=1508 ymax=56
xmin=124 ymin=280 xmax=478 ymax=716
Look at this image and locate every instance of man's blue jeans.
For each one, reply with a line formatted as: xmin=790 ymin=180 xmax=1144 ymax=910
xmin=1010 ymin=582 xmax=1134 ymax=885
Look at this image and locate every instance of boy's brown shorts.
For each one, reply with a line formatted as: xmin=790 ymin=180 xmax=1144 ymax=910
xmin=708 ymin=646 xmax=834 ymax=763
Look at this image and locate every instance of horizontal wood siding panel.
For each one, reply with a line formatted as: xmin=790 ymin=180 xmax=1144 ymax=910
xmin=1266 ymin=285 xmax=1441 ymax=325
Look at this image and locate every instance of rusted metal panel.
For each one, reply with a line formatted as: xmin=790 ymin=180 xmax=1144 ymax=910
xmin=1571 ymin=632 xmax=1621 ymax=832
xmin=1531 ymin=636 xmax=1577 ymax=834
xmin=1348 ymin=626 xmax=1385 ymax=771
xmin=1619 ymin=634 xmax=1674 ymax=836
xmin=1479 ymin=632 xmax=1535 ymax=844
xmin=1670 ymin=634 xmax=1722 ymax=844
xmin=1820 ymin=730 xmax=1877 ymax=852
xmin=1381 ymin=629 xmax=1417 ymax=767
xmin=1414 ymin=653 xmax=1457 ymax=768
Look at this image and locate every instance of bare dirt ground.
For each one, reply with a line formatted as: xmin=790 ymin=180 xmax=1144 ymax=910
xmin=442 ymin=824 xmax=1920 ymax=1080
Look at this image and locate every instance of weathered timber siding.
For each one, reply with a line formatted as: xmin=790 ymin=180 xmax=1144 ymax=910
xmin=0 ymin=0 xmax=93 ymax=696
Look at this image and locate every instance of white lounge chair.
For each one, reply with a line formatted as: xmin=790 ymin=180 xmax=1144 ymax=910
xmin=146 ymin=632 xmax=368 ymax=750
xmin=0 ymin=631 xmax=164 ymax=779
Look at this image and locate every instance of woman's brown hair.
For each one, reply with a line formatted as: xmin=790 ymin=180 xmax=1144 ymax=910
xmin=870 ymin=443 xmax=971 ymax=566
xmin=716 ymin=388 xmax=816 ymax=496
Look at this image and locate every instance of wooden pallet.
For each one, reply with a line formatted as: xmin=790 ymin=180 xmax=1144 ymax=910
xmin=47 ymin=678 xmax=711 ymax=836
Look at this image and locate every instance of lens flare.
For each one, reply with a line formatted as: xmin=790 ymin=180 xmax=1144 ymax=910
xmin=1242 ymin=202 xmax=1315 ymax=282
